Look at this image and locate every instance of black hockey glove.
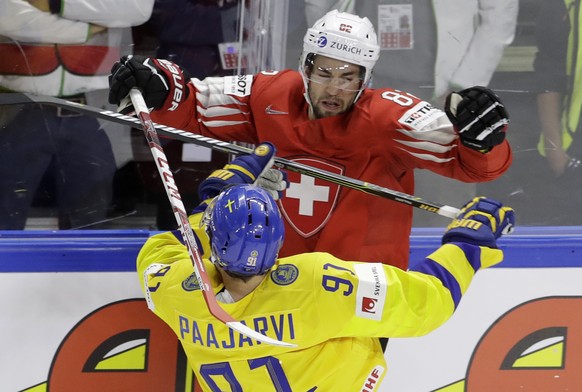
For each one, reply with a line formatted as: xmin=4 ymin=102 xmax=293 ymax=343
xmin=444 ymin=86 xmax=509 ymax=152
xmin=108 ymin=55 xmax=189 ymax=111
xmin=442 ymin=197 xmax=515 ymax=248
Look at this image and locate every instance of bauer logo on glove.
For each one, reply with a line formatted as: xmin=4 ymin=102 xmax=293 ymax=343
xmin=199 ymin=142 xmax=288 ymax=201
xmin=442 ymin=196 xmax=515 ymax=248
xmin=108 ymin=55 xmax=190 ymax=112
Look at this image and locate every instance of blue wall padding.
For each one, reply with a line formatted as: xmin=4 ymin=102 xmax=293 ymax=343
xmin=1 ymin=226 xmax=582 ymax=272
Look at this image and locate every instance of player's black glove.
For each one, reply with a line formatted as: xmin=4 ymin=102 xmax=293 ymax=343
xmin=199 ymin=142 xmax=288 ymax=201
xmin=444 ymin=86 xmax=509 ymax=152
xmin=108 ymin=55 xmax=189 ymax=110
xmin=442 ymin=196 xmax=515 ymax=248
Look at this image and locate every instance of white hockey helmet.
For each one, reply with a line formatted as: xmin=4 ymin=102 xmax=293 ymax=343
xmin=300 ymin=10 xmax=380 ymax=102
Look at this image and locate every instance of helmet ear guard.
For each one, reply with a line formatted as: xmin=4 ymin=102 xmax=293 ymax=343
xmin=300 ymin=10 xmax=380 ymax=104
xmin=203 ymin=185 xmax=285 ymax=276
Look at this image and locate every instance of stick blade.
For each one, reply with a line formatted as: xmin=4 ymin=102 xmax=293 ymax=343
xmin=226 ymin=321 xmax=297 ymax=348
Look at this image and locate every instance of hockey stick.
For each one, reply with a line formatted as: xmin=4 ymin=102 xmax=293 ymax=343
xmin=129 ymin=89 xmax=295 ymax=348
xmin=0 ymin=93 xmax=460 ymax=218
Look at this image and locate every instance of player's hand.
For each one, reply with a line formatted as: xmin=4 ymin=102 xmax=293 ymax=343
xmin=108 ymin=55 xmax=189 ymax=110
xmin=442 ymin=197 xmax=515 ymax=248
xmin=444 ymin=86 xmax=509 ymax=152
xmin=198 ymin=142 xmax=288 ymax=201
xmin=255 ymin=168 xmax=288 ymax=200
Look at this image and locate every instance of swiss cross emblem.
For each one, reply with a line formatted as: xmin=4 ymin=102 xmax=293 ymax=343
xmin=279 ymin=157 xmax=343 ymax=237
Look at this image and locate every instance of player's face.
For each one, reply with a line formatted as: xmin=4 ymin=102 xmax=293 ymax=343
xmin=306 ymin=56 xmax=362 ymax=119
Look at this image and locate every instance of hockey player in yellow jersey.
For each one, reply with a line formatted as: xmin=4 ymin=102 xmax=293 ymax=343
xmin=136 ymin=142 xmax=515 ymax=391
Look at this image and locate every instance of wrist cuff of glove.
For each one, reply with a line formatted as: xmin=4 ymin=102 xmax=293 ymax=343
xmin=198 ymin=178 xmax=230 ymax=201
xmin=459 ymin=131 xmax=505 ymax=152
xmin=151 ymin=59 xmax=190 ymax=111
xmin=442 ymin=232 xmax=497 ymax=248
xmin=459 ymin=139 xmax=492 ymax=153
xmin=198 ymin=165 xmax=256 ymax=201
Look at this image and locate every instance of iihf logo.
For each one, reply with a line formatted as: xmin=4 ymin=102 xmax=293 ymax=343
xmin=361 ymin=297 xmax=378 ymax=314
xmin=317 ymin=36 xmax=327 ymax=48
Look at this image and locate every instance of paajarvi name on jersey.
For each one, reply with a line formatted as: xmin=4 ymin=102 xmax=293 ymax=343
xmin=178 ymin=312 xmax=296 ymax=348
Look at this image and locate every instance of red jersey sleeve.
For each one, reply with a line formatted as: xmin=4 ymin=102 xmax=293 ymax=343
xmin=150 ymin=74 xmax=262 ymax=144
xmin=368 ymin=88 xmax=512 ymax=182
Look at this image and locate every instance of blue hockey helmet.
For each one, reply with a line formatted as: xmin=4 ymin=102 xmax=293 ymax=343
xmin=204 ymin=184 xmax=285 ymax=276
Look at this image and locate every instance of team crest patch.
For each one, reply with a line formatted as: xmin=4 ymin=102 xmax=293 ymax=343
xmin=278 ymin=157 xmax=343 ymax=237
xmin=271 ymin=264 xmax=299 ymax=286
xmin=182 ymin=273 xmax=201 ymax=291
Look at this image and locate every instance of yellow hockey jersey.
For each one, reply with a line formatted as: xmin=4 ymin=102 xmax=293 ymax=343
xmin=136 ymin=213 xmax=503 ymax=391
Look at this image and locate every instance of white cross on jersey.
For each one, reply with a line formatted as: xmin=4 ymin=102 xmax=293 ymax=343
xmin=286 ymin=174 xmax=329 ymax=216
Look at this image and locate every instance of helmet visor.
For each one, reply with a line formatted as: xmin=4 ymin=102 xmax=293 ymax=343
xmin=305 ymin=55 xmax=364 ymax=93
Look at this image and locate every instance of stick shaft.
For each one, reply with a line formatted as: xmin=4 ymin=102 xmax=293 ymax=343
xmin=0 ymin=92 xmax=459 ymax=218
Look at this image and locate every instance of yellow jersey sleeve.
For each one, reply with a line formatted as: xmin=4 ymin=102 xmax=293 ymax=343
xmin=306 ymin=242 xmax=503 ymax=338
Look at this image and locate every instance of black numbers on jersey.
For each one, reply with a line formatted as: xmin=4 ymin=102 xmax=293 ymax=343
xmin=381 ymin=90 xmax=416 ymax=107
xmin=321 ymin=263 xmax=354 ymax=296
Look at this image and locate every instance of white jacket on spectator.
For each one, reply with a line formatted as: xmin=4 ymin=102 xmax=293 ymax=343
xmin=0 ymin=0 xmax=153 ymax=96
xmin=304 ymin=0 xmax=518 ymax=98
xmin=432 ymin=0 xmax=518 ymax=97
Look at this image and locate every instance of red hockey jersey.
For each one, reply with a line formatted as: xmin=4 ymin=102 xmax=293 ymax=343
xmin=151 ymin=70 xmax=512 ymax=269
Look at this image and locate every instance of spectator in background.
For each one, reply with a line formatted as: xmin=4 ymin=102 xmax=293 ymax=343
xmin=0 ymin=0 xmax=153 ymax=229
xmin=117 ymin=0 xmax=239 ymax=230
xmin=146 ymin=0 xmax=239 ymax=79
xmin=306 ymin=0 xmax=518 ymax=226
xmin=534 ymin=0 xmax=582 ymax=225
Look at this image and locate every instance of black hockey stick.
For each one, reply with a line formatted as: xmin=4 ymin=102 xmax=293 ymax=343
xmin=129 ymin=89 xmax=295 ymax=347
xmin=0 ymin=92 xmax=460 ymax=218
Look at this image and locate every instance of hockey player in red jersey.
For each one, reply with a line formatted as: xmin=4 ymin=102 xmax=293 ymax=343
xmin=109 ymin=10 xmax=512 ymax=270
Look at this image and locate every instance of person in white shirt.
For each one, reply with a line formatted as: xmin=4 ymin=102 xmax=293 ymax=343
xmin=0 ymin=0 xmax=153 ymax=229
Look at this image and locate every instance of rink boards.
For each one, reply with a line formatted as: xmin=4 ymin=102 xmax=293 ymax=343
xmin=2 ymin=227 xmax=582 ymax=391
